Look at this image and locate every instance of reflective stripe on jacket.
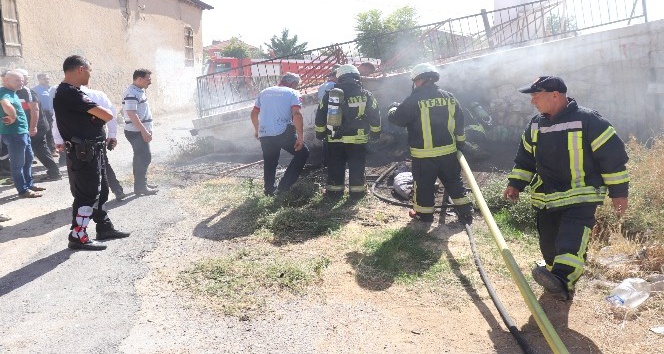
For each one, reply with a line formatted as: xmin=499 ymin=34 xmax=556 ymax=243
xmin=507 ymin=98 xmax=629 ymax=210
xmin=387 ymin=83 xmax=465 ymax=158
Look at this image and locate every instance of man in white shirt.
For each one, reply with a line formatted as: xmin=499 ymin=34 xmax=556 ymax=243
xmin=52 ymin=86 xmax=126 ymax=200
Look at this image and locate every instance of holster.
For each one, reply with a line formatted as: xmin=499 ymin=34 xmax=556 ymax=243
xmin=69 ymin=136 xmax=96 ymax=162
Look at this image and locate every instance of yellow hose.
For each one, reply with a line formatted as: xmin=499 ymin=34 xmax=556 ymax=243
xmin=457 ymin=151 xmax=569 ymax=354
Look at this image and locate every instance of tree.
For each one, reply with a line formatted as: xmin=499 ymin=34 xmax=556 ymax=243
xmin=221 ymin=37 xmax=250 ymax=59
xmin=264 ymin=28 xmax=308 ymax=59
xmin=354 ymin=6 xmax=422 ymax=68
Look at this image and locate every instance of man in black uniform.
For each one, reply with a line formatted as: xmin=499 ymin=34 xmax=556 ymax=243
xmin=504 ymin=76 xmax=629 ymax=300
xmin=315 ymin=64 xmax=381 ymax=198
xmin=53 ymin=55 xmax=131 ymax=250
xmin=388 ymin=63 xmax=472 ymax=224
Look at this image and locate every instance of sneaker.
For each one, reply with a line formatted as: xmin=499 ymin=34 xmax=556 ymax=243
xmin=29 ymin=185 xmax=46 ymax=191
xmin=114 ymin=192 xmax=127 ymax=201
xmin=0 ymin=213 xmax=10 ymax=222
xmin=96 ymin=228 xmax=131 ymax=240
xmin=19 ymin=190 xmax=42 ymax=198
xmin=135 ymin=186 xmax=158 ymax=195
xmin=531 ymin=266 xmax=570 ymax=301
xmin=408 ymin=209 xmax=434 ymax=222
xmin=67 ymin=235 xmax=107 ymax=251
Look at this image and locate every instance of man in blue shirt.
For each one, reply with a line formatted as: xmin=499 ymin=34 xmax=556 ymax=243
xmin=250 ymin=72 xmax=310 ymax=196
xmin=32 ymin=73 xmax=57 ymax=155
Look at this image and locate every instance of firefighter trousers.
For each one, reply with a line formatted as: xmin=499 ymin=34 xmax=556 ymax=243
xmin=411 ymin=154 xmax=469 ymax=215
xmin=536 ymin=204 xmax=597 ymax=291
xmin=326 ymin=142 xmax=366 ymax=196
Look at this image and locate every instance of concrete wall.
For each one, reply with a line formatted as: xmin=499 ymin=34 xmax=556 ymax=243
xmin=372 ymin=19 xmax=664 ymax=142
xmin=0 ymin=0 xmax=207 ymax=113
xmin=194 ymin=19 xmax=664 ymax=153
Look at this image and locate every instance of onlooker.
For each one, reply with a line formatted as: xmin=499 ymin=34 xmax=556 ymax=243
xmin=317 ymin=64 xmax=340 ymax=103
xmin=504 ymin=76 xmax=629 ymax=300
xmin=32 ymin=73 xmax=58 ymax=155
xmin=388 ymin=63 xmax=472 ymax=223
xmin=52 ymin=84 xmax=126 ymax=200
xmin=15 ymin=69 xmax=61 ymax=181
xmin=53 ymin=55 xmax=131 ymax=250
xmin=0 ymin=70 xmax=44 ymax=198
xmin=358 ymin=62 xmax=376 ymax=77
xmin=81 ymin=85 xmax=126 ymax=200
xmin=122 ymin=69 xmax=158 ymax=195
xmin=250 ymin=72 xmax=310 ymax=196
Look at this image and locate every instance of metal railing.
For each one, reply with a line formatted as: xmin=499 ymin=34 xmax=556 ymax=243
xmin=196 ymin=0 xmax=648 ymax=118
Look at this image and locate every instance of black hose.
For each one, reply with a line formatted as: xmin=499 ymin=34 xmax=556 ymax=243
xmin=370 ymin=162 xmax=455 ymax=209
xmin=372 ymin=162 xmax=536 ymax=354
xmin=463 ymin=222 xmax=537 ymax=354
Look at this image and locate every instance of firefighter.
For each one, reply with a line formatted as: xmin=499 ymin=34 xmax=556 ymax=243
xmin=462 ymin=101 xmax=492 ymax=160
xmin=504 ymin=76 xmax=629 ymax=300
xmin=388 ymin=63 xmax=472 ymax=224
xmin=315 ymin=64 xmax=381 ymax=198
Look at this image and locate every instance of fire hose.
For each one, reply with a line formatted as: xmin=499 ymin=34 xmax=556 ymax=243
xmin=371 ymin=154 xmax=569 ymax=354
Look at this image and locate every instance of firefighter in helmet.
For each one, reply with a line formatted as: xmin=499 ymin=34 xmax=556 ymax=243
xmin=315 ymin=64 xmax=381 ymax=198
xmin=388 ymin=63 xmax=473 ymax=224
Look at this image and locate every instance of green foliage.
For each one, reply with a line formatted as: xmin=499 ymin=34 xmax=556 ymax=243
xmin=354 ymin=6 xmax=422 ymax=66
xmin=264 ymin=28 xmax=308 ymax=59
xmin=220 ymin=37 xmax=250 ymax=59
xmin=595 ymin=137 xmax=664 ymax=244
xmin=482 ymin=173 xmax=536 ymax=232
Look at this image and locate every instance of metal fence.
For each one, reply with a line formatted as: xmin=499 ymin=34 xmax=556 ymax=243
xmin=196 ymin=0 xmax=648 ymax=118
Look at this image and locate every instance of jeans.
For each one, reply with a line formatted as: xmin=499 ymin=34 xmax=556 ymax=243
xmin=1 ymin=133 xmax=35 ymax=194
xmin=124 ymin=130 xmax=152 ymax=190
xmin=259 ymin=125 xmax=310 ymax=194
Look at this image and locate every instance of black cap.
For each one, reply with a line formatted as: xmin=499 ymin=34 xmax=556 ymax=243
xmin=518 ymin=76 xmax=567 ymax=93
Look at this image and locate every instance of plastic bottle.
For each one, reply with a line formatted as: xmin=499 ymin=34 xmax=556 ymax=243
xmin=605 ymin=278 xmax=651 ymax=309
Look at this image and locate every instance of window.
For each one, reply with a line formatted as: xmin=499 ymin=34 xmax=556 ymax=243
xmin=0 ymin=0 xmax=22 ymax=57
xmin=184 ymin=26 xmax=194 ymax=66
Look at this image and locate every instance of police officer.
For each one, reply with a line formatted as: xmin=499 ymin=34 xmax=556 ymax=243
xmin=504 ymin=76 xmax=629 ymax=300
xmin=54 ymin=55 xmax=131 ymax=250
xmin=388 ymin=63 xmax=472 ymax=223
xmin=315 ymin=64 xmax=381 ymax=198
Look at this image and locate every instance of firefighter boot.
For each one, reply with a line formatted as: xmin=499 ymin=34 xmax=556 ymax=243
xmin=532 ymin=266 xmax=571 ymax=301
xmin=408 ymin=209 xmax=434 ymax=222
xmin=455 ymin=203 xmax=473 ymax=225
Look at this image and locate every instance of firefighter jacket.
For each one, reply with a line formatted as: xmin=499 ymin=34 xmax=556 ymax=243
xmin=388 ymin=83 xmax=465 ymax=158
xmin=507 ymin=98 xmax=629 ymax=210
xmin=314 ymin=79 xmax=381 ymax=144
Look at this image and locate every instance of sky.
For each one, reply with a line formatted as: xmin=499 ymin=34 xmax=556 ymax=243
xmin=202 ymin=0 xmax=664 ymax=49
xmin=201 ymin=0 xmax=496 ymax=48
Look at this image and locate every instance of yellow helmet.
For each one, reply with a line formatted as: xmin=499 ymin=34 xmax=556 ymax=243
xmin=410 ymin=63 xmax=439 ymax=82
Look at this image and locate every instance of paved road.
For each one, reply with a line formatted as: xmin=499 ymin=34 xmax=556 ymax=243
xmin=0 ymin=110 xmax=194 ymax=353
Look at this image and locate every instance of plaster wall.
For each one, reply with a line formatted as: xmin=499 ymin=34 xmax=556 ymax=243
xmin=0 ymin=0 xmax=206 ymax=113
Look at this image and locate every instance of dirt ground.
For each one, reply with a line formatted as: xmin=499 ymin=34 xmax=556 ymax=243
xmin=1 ymin=110 xmax=662 ymax=354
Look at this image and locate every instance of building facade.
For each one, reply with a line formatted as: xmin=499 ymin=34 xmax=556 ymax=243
xmin=0 ymin=0 xmax=213 ymax=113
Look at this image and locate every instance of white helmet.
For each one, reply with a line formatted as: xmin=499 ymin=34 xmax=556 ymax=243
xmin=335 ymin=64 xmax=360 ymax=78
xmin=410 ymin=63 xmax=439 ymax=82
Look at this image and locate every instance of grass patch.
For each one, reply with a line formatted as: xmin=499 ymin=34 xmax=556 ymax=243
xmin=353 ymin=228 xmax=458 ymax=285
xmin=169 ymin=136 xmax=215 ymax=163
xmin=181 ymin=248 xmax=330 ymax=317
